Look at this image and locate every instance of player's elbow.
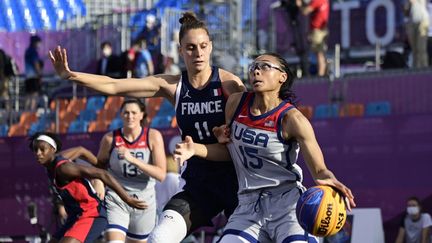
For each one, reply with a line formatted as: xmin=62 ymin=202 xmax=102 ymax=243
xmin=156 ymin=170 xmax=167 ymax=182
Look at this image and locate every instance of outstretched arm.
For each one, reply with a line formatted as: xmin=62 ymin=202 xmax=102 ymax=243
xmin=49 ymin=46 xmax=179 ymax=99
xmin=173 ymin=136 xmax=231 ymax=165
xmin=283 ymin=109 xmax=356 ymax=210
xmin=60 ymin=146 xmax=98 ymax=166
xmin=56 ymin=162 xmax=147 ymax=209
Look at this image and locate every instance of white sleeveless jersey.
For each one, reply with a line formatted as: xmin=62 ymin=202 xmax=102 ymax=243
xmin=227 ymin=92 xmax=303 ymax=195
xmin=109 ymin=127 xmax=155 ymax=192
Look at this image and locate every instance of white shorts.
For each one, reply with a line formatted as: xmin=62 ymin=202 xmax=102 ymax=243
xmin=105 ymin=187 xmax=157 ymax=240
xmin=220 ymin=186 xmax=318 ymax=243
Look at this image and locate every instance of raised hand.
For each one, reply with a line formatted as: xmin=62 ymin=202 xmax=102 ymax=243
xmin=173 ymin=136 xmax=195 ymax=166
xmin=212 ymin=124 xmax=231 ymax=144
xmin=48 ymin=46 xmax=75 ymax=79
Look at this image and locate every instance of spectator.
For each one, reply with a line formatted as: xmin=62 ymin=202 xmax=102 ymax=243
xmin=404 ymin=0 xmax=429 ymax=68
xmin=0 ymin=49 xmax=15 ymax=110
xmin=395 ymin=196 xmax=432 ymax=243
xmin=163 ymin=56 xmax=181 ymax=75
xmin=96 ymin=41 xmax=122 ymax=78
xmin=135 ymin=39 xmax=155 ymax=78
xmin=427 ymin=0 xmax=432 ymax=66
xmin=297 ymin=0 xmax=329 ymax=76
xmin=24 ymin=35 xmax=43 ymax=110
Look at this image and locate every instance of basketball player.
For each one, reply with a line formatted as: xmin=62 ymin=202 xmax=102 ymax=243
xmin=28 ymin=132 xmax=146 ymax=243
xmin=174 ymin=53 xmax=356 ymax=242
xmin=49 ymin=12 xmax=245 ymax=242
xmin=95 ymin=99 xmax=167 ymax=243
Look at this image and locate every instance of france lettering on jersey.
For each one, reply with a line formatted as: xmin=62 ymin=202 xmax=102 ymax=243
xmin=49 ymin=155 xmax=102 ymax=218
xmin=175 ymin=66 xmax=232 ymax=172
xmin=227 ymin=92 xmax=303 ymax=194
xmin=109 ymin=127 xmax=154 ymax=191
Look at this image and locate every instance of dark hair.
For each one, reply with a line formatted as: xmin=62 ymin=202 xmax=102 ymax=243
xmin=28 ymin=132 xmax=62 ymax=152
xmin=178 ymin=12 xmax=210 ymax=44
xmin=30 ymin=35 xmax=41 ymax=45
xmin=120 ymin=98 xmax=148 ymax=122
xmin=407 ymin=196 xmax=421 ymax=205
xmin=100 ymin=41 xmax=112 ymax=49
xmin=259 ymin=52 xmax=296 ymax=103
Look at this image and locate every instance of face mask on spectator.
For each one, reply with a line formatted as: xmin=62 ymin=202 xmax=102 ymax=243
xmin=407 ymin=206 xmax=420 ymax=215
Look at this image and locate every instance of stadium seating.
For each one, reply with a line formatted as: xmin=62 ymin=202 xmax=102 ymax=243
xmin=86 ymin=96 xmax=106 ymax=111
xmin=339 ymin=103 xmax=365 ymax=117
xmin=313 ymin=104 xmax=340 ymax=119
xmin=67 ymin=97 xmax=87 ymax=114
xmin=109 ymin=118 xmax=123 ymax=130
xmin=365 ymin=101 xmax=391 ymax=116
xmin=50 ymin=98 xmax=70 ymax=112
xmin=68 ymin=120 xmax=89 ymax=133
xmin=0 ymin=124 xmax=9 ymax=137
xmin=77 ymin=109 xmax=98 ymax=122
xmin=88 ymin=120 xmax=108 ymax=133
xmin=8 ymin=123 xmax=27 ymax=137
xmin=0 ymin=0 xmax=87 ymax=31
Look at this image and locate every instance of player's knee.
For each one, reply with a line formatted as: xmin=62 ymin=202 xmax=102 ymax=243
xmin=218 ymin=234 xmax=250 ymax=243
xmin=147 ymin=210 xmax=187 ymax=243
xmin=163 ymin=198 xmax=191 ymax=216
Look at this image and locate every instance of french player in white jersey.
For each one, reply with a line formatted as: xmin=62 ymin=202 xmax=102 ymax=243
xmin=95 ymin=99 xmax=167 ymax=243
xmin=49 ymin=12 xmax=245 ymax=243
xmin=174 ymin=53 xmax=356 ymax=243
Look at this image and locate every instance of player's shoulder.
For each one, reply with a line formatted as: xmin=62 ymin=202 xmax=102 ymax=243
xmin=218 ymin=68 xmax=245 ymax=94
xmin=283 ymin=106 xmax=308 ymax=124
xmin=218 ymin=68 xmax=241 ymax=82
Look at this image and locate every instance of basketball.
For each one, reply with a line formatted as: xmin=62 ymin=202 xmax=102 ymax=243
xmin=296 ymin=185 xmax=347 ymax=237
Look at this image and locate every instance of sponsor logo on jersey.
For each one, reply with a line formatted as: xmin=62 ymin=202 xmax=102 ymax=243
xmin=183 ymin=89 xmax=192 ymax=99
xmin=138 ymin=141 xmax=146 ymax=146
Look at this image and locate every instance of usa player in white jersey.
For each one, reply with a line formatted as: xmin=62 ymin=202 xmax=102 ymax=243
xmin=49 ymin=12 xmax=245 ymax=243
xmin=174 ymin=53 xmax=356 ymax=243
xmin=95 ymin=99 xmax=167 ymax=243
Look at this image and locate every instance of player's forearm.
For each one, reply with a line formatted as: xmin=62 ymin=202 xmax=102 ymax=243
xmin=96 ymin=170 xmax=131 ymax=203
xmin=69 ymin=72 xmax=121 ymax=95
xmin=194 ymin=143 xmax=231 ymax=161
xmin=129 ymin=157 xmax=167 ymax=182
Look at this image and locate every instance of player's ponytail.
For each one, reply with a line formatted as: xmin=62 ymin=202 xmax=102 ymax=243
xmin=179 ymin=12 xmax=209 ymax=44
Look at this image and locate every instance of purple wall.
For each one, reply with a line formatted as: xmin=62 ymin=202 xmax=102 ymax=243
xmin=294 ymin=71 xmax=432 ymax=115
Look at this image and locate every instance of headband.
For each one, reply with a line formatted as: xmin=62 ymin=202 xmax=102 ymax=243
xmin=35 ymin=135 xmax=57 ymax=151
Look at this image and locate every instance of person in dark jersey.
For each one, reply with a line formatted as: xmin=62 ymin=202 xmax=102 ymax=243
xmin=49 ymin=12 xmax=245 ymax=242
xmin=174 ymin=53 xmax=356 ymax=242
xmin=29 ymin=132 xmax=146 ymax=243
